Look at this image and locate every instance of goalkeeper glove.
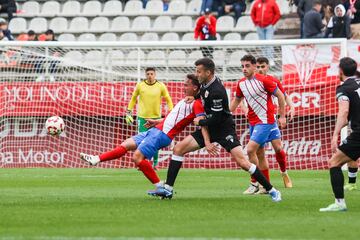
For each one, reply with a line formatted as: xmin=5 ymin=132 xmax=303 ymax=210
xmin=125 ymin=110 xmax=134 ymax=124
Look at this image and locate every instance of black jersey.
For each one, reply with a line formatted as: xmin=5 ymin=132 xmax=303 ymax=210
xmin=336 ymin=77 xmax=360 ymax=133
xmin=198 ymin=76 xmax=233 ymax=129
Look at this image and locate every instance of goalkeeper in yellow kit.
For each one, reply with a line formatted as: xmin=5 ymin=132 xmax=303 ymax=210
xmin=126 ymin=67 xmax=173 ymax=168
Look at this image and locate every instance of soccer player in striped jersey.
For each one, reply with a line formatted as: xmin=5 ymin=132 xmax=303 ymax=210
xmin=126 ymin=67 xmax=174 ymax=168
xmin=230 ymin=54 xmax=287 ymax=195
xmin=241 ymin=57 xmax=293 ymax=194
xmin=80 ymin=74 xmax=212 ymax=189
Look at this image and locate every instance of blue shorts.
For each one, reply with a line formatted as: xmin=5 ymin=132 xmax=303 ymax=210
xmin=132 ymin=128 xmax=172 ymax=160
xmin=249 ymin=123 xmax=281 ymax=147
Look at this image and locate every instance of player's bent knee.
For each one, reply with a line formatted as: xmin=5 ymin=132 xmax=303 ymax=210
xmin=132 ymin=151 xmax=144 ymax=165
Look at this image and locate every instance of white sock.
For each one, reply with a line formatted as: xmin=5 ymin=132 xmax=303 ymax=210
xmin=268 ymin=187 xmax=276 ymax=193
xmin=281 ymin=170 xmax=287 ymax=174
xmin=248 ymin=163 xmax=256 ymax=175
xmin=164 ymin=184 xmax=173 ymax=191
xmin=335 ymin=198 xmax=346 ymax=205
xmin=155 ymin=181 xmax=163 ymax=187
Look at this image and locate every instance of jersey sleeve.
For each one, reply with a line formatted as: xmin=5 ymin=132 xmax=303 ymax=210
xmin=160 ymin=83 xmax=174 ymax=110
xmin=193 ymin=99 xmax=206 ymax=117
xmin=235 ymin=81 xmax=244 ymax=98
xmin=271 ymin=76 xmax=286 ymax=95
xmin=336 ymin=85 xmax=350 ymax=102
xmin=127 ymin=82 xmax=140 ymax=111
xmin=262 ymin=77 xmax=277 ymax=94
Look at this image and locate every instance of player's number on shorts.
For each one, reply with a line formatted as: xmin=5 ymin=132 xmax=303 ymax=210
xmin=356 ymin=88 xmax=360 ymax=98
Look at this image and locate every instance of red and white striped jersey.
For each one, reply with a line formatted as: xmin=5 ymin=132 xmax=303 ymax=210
xmin=236 ymin=73 xmax=278 ymax=126
xmin=156 ymin=99 xmax=205 ymax=139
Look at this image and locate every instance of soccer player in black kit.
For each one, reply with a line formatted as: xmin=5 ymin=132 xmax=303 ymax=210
xmin=148 ymin=58 xmax=282 ymax=202
xmin=320 ymin=57 xmax=360 ymax=212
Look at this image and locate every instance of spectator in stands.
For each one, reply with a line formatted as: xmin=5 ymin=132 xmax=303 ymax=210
xmin=0 ymin=0 xmax=16 ymax=21
xmin=297 ymin=0 xmax=315 ymax=38
xmin=251 ymin=0 xmax=281 ymax=40
xmin=194 ymin=8 xmax=217 ymax=58
xmin=303 ymin=0 xmax=325 ymax=38
xmin=0 ymin=19 xmax=13 ymax=40
xmin=217 ymin=0 xmax=246 ymax=20
xmin=0 ymin=28 xmax=8 ymax=41
xmin=325 ymin=4 xmax=351 ymax=38
xmin=347 ymin=0 xmax=360 ymax=39
xmin=27 ymin=30 xmax=38 ymax=41
xmin=45 ymin=29 xmax=56 ymax=41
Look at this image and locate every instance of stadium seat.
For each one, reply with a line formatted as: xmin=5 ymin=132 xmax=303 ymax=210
xmin=102 ymin=0 xmax=123 ymax=16
xmin=110 ymin=16 xmax=131 ymax=32
xmin=8 ymin=18 xmax=27 ymax=34
xmin=84 ymin=50 xmax=103 ymax=66
xmin=217 ymin=16 xmax=234 ymax=32
xmin=61 ymin=1 xmax=81 ymax=17
xmin=20 ymin=1 xmax=40 ymax=17
xmin=124 ymin=1 xmax=143 ymax=16
xmin=168 ymin=50 xmax=186 ymax=65
xmin=147 ymin=50 xmax=166 ymax=65
xmin=235 ymin=16 xmax=255 ymax=32
xmin=244 ymin=32 xmax=259 ymax=40
xmin=140 ymin=32 xmax=159 ymax=41
xmin=186 ymin=0 xmax=202 ymax=15
xmin=119 ymin=33 xmax=138 ymax=41
xmin=216 ymin=33 xmax=221 ymax=40
xmin=213 ymin=50 xmax=225 ymax=66
xmin=131 ymin=16 xmax=151 ymax=32
xmin=167 ymin=0 xmax=186 ymax=15
xmin=78 ymin=33 xmax=97 ymax=42
xmin=126 ymin=50 xmax=145 ymax=64
xmin=58 ymin=33 xmax=76 ymax=41
xmin=110 ymin=50 xmax=125 ymax=65
xmin=182 ymin=32 xmax=194 ymax=41
xmin=64 ymin=50 xmax=83 ymax=63
xmin=224 ymin=32 xmax=242 ymax=41
xmin=81 ymin=1 xmax=102 ymax=17
xmin=279 ymin=0 xmax=290 ymax=15
xmin=144 ymin=0 xmax=163 ymax=16
xmin=187 ymin=50 xmax=203 ymax=63
xmin=39 ymin=1 xmax=61 ymax=17
xmin=228 ymin=50 xmax=248 ymax=65
xmin=49 ymin=17 xmax=68 ymax=33
xmin=99 ymin=33 xmax=117 ymax=41
xmin=152 ymin=16 xmax=172 ymax=32
xmin=29 ymin=17 xmax=47 ymax=33
xmin=90 ymin=17 xmax=110 ymax=33
xmin=161 ymin=32 xmax=180 ymax=41
xmin=68 ymin=17 xmax=89 ymax=33
xmin=173 ymin=16 xmax=193 ymax=32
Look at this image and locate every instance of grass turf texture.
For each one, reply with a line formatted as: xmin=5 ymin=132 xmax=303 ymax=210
xmin=0 ymin=169 xmax=359 ymax=240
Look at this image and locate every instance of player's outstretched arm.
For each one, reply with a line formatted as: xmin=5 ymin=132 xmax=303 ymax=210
xmin=285 ymin=95 xmax=295 ymax=122
xmin=331 ymin=100 xmax=349 ymax=152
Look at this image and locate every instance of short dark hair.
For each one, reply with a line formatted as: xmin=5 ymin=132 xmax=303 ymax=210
xmin=194 ymin=58 xmax=215 ymax=73
xmin=27 ymin=30 xmax=35 ymax=36
xmin=339 ymin=57 xmax=357 ymax=77
xmin=241 ymin=54 xmax=256 ymax=64
xmin=187 ymin=74 xmax=200 ymax=89
xmin=145 ymin=67 xmax=156 ymax=72
xmin=256 ymin=57 xmax=269 ymax=65
xmin=313 ymin=0 xmax=322 ymax=6
xmin=45 ymin=29 xmax=54 ymax=35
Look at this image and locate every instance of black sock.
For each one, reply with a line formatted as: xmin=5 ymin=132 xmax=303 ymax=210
xmin=348 ymin=167 xmax=358 ymax=184
xmin=165 ymin=160 xmax=183 ymax=187
xmin=330 ymin=167 xmax=344 ymax=199
xmin=252 ymin=167 xmax=273 ymax=191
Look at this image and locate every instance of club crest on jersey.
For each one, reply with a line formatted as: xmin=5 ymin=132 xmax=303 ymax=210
xmin=226 ymin=135 xmax=234 ymax=143
xmin=205 ymin=90 xmax=209 ymax=98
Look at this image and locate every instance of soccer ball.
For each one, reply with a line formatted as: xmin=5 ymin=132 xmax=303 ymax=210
xmin=45 ymin=116 xmax=65 ymax=136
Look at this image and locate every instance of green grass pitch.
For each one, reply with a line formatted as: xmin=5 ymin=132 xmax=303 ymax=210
xmin=0 ymin=169 xmax=359 ymax=240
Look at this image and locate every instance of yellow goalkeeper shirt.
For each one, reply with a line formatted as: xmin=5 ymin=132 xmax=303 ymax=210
xmin=127 ymin=80 xmax=173 ymax=118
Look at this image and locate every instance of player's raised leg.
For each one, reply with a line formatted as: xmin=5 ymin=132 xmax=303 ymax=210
xmin=80 ymin=137 xmax=136 ymax=166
